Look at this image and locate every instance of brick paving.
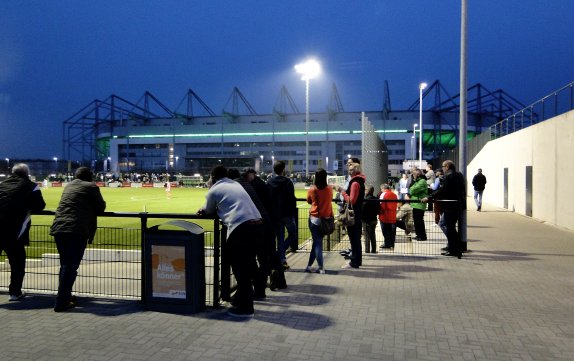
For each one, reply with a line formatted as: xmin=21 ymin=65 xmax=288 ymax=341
xmin=1 ymin=203 xmax=573 ymax=361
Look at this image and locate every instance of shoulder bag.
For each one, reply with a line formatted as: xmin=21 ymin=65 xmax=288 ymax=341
xmin=315 ymin=188 xmax=335 ymax=236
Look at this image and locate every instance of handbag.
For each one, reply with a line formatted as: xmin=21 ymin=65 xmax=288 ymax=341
xmin=314 ymin=187 xmax=336 ymax=236
xmin=319 ymin=216 xmax=335 ymax=236
xmin=338 ymin=201 xmax=355 ymax=226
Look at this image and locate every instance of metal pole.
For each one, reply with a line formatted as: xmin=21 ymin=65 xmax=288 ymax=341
xmin=419 ymin=88 xmax=423 ymax=168
xmin=305 ymin=78 xmax=310 ymax=180
xmin=459 ymin=0 xmax=468 ymax=254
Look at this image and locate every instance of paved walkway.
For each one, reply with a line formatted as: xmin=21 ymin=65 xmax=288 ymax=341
xmin=1 ymin=202 xmax=573 ymax=361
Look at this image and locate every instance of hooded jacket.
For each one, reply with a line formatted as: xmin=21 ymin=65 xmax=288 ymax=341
xmin=267 ymin=175 xmax=297 ymax=221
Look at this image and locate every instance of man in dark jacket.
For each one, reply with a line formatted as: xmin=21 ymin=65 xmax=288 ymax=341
xmin=0 ymin=163 xmax=46 ymax=301
xmin=50 ymin=167 xmax=106 ymax=312
xmin=267 ymin=160 xmax=298 ymax=270
xmin=424 ymin=160 xmax=466 ymax=258
xmin=472 ymin=168 xmax=487 ymax=211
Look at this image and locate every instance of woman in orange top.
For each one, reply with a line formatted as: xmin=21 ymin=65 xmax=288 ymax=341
xmin=305 ymin=168 xmax=334 ymax=274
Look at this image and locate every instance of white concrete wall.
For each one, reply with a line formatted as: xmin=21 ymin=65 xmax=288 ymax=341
xmin=468 ymin=110 xmax=574 ymax=231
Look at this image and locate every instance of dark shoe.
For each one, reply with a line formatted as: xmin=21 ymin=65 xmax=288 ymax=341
xmin=381 ymin=245 xmax=394 ymax=249
xmin=281 ymin=262 xmax=290 ymax=270
xmin=477 ymin=206 xmax=481 ymax=211
xmin=254 ymin=294 xmax=266 ymax=301
xmin=441 ymin=251 xmax=457 ymax=257
xmin=227 ymin=307 xmax=254 ymax=318
xmin=441 ymin=247 xmax=449 ymax=251
xmin=54 ymin=300 xmax=77 ymax=313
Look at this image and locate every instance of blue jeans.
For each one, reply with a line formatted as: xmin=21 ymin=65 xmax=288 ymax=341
xmin=54 ymin=234 xmax=88 ymax=307
xmin=307 ymin=219 xmax=324 ymax=269
xmin=275 ymin=216 xmax=297 ymax=263
xmin=474 ymin=190 xmax=483 ymax=209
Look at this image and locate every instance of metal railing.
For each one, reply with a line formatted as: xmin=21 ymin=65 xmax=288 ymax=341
xmin=1 ymin=199 xmax=453 ymax=304
xmin=490 ymin=80 xmax=574 ymax=139
xmin=0 ymin=211 xmax=222 ymax=307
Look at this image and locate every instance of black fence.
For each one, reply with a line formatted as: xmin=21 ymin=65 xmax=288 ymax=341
xmin=0 ymin=199 xmax=452 ymax=305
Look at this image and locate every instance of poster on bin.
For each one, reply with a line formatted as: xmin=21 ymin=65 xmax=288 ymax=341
xmin=151 ymin=245 xmax=186 ymax=299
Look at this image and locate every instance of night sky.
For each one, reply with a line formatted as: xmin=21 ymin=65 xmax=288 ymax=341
xmin=1 ymin=0 xmax=572 ymax=158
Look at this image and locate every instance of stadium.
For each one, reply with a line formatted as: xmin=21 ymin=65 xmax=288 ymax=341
xmin=61 ymin=79 xmax=525 ymax=186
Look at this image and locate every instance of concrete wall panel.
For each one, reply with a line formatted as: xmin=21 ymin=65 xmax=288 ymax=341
xmin=468 ymin=110 xmax=574 ymax=231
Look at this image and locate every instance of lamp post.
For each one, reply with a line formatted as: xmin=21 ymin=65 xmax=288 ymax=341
xmin=5 ymin=158 xmax=8 ymax=171
xmin=418 ymin=82 xmax=428 ymax=168
xmin=260 ymin=155 xmax=264 ymax=173
xmin=53 ymin=157 xmax=58 ymax=173
xmin=295 ymin=58 xmax=321 ymax=180
xmin=412 ymin=123 xmax=418 ymax=166
xmin=410 ymin=136 xmax=415 ymax=163
xmin=271 ymin=155 xmax=275 ymax=173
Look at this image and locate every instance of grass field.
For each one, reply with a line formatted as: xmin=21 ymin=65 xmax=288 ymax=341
xmin=35 ymin=186 xmax=311 ymax=230
xmin=19 ymin=186 xmax=313 ymax=260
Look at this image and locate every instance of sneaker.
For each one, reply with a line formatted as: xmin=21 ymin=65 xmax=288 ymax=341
xmin=9 ymin=292 xmax=26 ymax=301
xmin=317 ymin=268 xmax=326 ymax=274
xmin=304 ymin=266 xmax=312 ymax=273
xmin=227 ymin=307 xmax=254 ymax=318
xmin=282 ymin=262 xmax=290 ymax=270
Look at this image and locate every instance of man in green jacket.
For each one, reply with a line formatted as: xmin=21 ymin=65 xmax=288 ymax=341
xmin=50 ymin=167 xmax=106 ymax=312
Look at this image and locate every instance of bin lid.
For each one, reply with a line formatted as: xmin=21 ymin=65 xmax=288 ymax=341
xmin=159 ymin=220 xmax=204 ymax=235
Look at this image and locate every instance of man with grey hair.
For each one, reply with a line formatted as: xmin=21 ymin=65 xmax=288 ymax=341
xmin=0 ymin=163 xmax=46 ymax=301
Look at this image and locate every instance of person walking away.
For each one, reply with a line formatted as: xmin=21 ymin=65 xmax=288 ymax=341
xmin=338 ymin=158 xmax=365 ymax=269
xmin=0 ymin=163 xmax=46 ymax=301
xmin=379 ymin=183 xmax=398 ymax=249
xmin=305 ymin=168 xmax=333 ymax=274
xmin=472 ymin=168 xmax=487 ymax=211
xmin=198 ymin=165 xmax=263 ymax=318
xmin=409 ymin=169 xmax=428 ymax=241
xmin=423 ymin=160 xmax=466 ymax=258
xmin=50 ymin=167 xmax=106 ymax=312
xmin=267 ymin=160 xmax=298 ymax=270
xmin=361 ymin=185 xmax=379 ymax=253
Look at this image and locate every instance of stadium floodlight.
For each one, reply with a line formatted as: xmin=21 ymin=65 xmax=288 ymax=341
xmin=419 ymin=82 xmax=428 ymax=168
xmin=295 ymin=58 xmax=321 ymax=180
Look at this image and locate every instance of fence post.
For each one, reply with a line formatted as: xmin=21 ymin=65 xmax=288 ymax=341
xmin=140 ymin=213 xmax=148 ymax=303
xmin=212 ymin=218 xmax=221 ymax=308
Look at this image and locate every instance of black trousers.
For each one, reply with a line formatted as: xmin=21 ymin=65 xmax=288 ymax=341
xmin=443 ymin=210 xmax=461 ymax=256
xmin=226 ymin=222 xmax=261 ymax=313
xmin=347 ymin=219 xmax=362 ymax=267
xmin=412 ymin=208 xmax=427 ymax=241
xmin=0 ymin=239 xmax=26 ymax=296
xmin=54 ymin=234 xmax=88 ymax=307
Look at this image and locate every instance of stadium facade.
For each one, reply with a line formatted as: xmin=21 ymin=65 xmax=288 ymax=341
xmin=63 ymin=80 xmax=525 ymax=180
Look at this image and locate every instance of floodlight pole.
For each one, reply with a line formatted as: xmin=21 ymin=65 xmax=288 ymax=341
xmin=304 ymin=77 xmax=310 ymax=180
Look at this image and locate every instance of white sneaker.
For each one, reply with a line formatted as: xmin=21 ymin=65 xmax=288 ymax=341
xmin=318 ymin=268 xmax=326 ymax=274
xmin=304 ymin=266 xmax=312 ymax=273
xmin=9 ymin=292 xmax=26 ymax=301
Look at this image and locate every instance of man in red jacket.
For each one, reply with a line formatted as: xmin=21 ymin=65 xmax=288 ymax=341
xmin=378 ymin=183 xmax=398 ymax=249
